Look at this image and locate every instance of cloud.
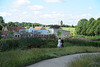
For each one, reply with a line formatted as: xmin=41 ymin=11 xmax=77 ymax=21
xmin=9 ymin=9 xmax=19 ymax=12
xmin=0 ymin=12 xmax=11 ymax=16
xmin=33 ymin=11 xmax=41 ymax=14
xmin=22 ymin=11 xmax=28 ymax=15
xmin=45 ymin=0 xmax=61 ymax=3
xmin=13 ymin=0 xmax=30 ymax=7
xmin=88 ymin=7 xmax=93 ymax=10
xmin=28 ymin=5 xmax=44 ymax=10
xmin=40 ymin=12 xmax=64 ymax=18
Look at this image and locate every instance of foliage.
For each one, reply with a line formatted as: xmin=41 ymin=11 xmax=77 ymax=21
xmin=7 ymin=22 xmax=16 ymax=26
xmin=75 ymin=17 xmax=100 ymax=36
xmin=0 ymin=31 xmax=2 ymax=39
xmin=0 ymin=37 xmax=56 ymax=51
xmin=57 ymin=30 xmax=62 ymax=36
xmin=69 ymin=54 xmax=100 ymax=67
xmin=76 ymin=19 xmax=88 ymax=35
xmin=72 ymin=35 xmax=100 ymax=41
xmin=8 ymin=31 xmax=14 ymax=35
xmin=0 ymin=24 xmax=3 ymax=30
xmin=0 ymin=46 xmax=100 ymax=67
xmin=0 ymin=39 xmax=19 ymax=51
xmin=0 ymin=16 xmax=5 ymax=24
xmin=94 ymin=22 xmax=100 ymax=35
xmin=50 ymin=25 xmax=61 ymax=29
xmin=72 ymin=35 xmax=85 ymax=38
xmin=65 ymin=38 xmax=100 ymax=47
xmin=33 ymin=23 xmax=42 ymax=26
xmin=19 ymin=37 xmax=46 ymax=48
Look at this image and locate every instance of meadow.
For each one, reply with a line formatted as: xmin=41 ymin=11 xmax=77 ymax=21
xmin=0 ymin=46 xmax=100 ymax=67
xmin=69 ymin=54 xmax=100 ymax=67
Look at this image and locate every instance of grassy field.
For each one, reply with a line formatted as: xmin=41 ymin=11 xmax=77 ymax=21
xmin=0 ymin=46 xmax=100 ymax=67
xmin=69 ymin=54 xmax=100 ymax=67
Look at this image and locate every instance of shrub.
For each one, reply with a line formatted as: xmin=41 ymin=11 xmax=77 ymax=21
xmin=64 ymin=38 xmax=100 ymax=47
xmin=19 ymin=37 xmax=46 ymax=49
xmin=0 ymin=39 xmax=19 ymax=51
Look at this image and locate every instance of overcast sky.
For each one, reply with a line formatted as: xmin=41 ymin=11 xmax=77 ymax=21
xmin=0 ymin=0 xmax=100 ymax=25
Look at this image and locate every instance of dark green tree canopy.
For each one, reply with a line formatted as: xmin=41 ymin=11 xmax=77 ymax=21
xmin=76 ymin=17 xmax=100 ymax=36
xmin=97 ymin=17 xmax=100 ymax=20
xmin=0 ymin=16 xmax=5 ymax=24
xmin=7 ymin=22 xmax=16 ymax=26
xmin=0 ymin=24 xmax=3 ymax=30
xmin=89 ymin=18 xmax=95 ymax=23
xmin=76 ymin=19 xmax=88 ymax=35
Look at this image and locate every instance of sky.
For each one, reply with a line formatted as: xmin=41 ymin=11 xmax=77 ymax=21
xmin=0 ymin=0 xmax=100 ymax=25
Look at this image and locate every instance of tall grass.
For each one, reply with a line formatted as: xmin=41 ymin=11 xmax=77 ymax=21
xmin=0 ymin=46 xmax=100 ymax=67
xmin=69 ymin=54 xmax=100 ymax=67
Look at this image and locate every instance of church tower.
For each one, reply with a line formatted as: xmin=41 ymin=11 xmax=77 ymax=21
xmin=58 ymin=20 xmax=63 ymax=25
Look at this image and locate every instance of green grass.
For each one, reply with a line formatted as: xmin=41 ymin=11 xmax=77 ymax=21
xmin=0 ymin=46 xmax=100 ymax=67
xmin=69 ymin=54 xmax=100 ymax=67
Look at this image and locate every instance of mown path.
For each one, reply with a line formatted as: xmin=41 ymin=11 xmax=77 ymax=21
xmin=26 ymin=53 xmax=100 ymax=67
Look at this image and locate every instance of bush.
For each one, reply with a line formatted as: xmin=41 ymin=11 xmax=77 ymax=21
xmin=64 ymin=38 xmax=100 ymax=47
xmin=0 ymin=39 xmax=19 ymax=51
xmin=72 ymin=35 xmax=85 ymax=38
xmin=19 ymin=37 xmax=46 ymax=49
xmin=0 ymin=37 xmax=58 ymax=51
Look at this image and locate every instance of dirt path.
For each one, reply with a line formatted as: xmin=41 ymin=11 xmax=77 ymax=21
xmin=26 ymin=53 xmax=100 ymax=67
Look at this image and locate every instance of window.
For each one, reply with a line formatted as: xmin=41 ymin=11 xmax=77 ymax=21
xmin=15 ymin=35 xmax=17 ymax=37
xmin=18 ymin=35 xmax=19 ymax=37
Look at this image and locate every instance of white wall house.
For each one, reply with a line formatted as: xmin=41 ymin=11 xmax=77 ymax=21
xmin=48 ymin=28 xmax=70 ymax=38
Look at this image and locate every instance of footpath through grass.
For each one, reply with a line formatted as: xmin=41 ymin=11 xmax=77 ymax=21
xmin=0 ymin=46 xmax=100 ymax=67
xmin=69 ymin=54 xmax=100 ymax=67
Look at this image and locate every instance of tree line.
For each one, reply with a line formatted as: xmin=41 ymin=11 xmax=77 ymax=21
xmin=76 ymin=17 xmax=100 ymax=36
xmin=0 ymin=16 xmax=75 ymax=30
xmin=0 ymin=16 xmax=43 ymax=30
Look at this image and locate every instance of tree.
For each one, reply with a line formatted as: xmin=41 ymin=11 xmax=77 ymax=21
xmin=88 ymin=20 xmax=96 ymax=36
xmin=86 ymin=18 xmax=95 ymax=35
xmin=7 ymin=22 xmax=16 ymax=26
xmin=75 ymin=19 xmax=88 ymax=35
xmin=0 ymin=16 xmax=5 ymax=24
xmin=95 ymin=24 xmax=100 ymax=35
xmin=80 ymin=21 xmax=88 ymax=35
xmin=94 ymin=20 xmax=100 ymax=35
xmin=57 ymin=30 xmax=62 ymax=36
xmin=97 ymin=17 xmax=100 ymax=20
xmin=8 ymin=31 xmax=14 ymax=35
xmin=33 ymin=23 xmax=42 ymax=26
xmin=72 ymin=25 xmax=74 ymax=28
xmin=0 ymin=24 xmax=3 ymax=30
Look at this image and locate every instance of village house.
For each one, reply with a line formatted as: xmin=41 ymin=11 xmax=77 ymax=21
xmin=1 ymin=25 xmax=70 ymax=38
xmin=48 ymin=25 xmax=70 ymax=38
xmin=2 ymin=26 xmax=25 ymax=37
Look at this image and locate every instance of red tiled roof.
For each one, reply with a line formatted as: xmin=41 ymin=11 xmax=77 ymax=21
xmin=34 ymin=26 xmax=46 ymax=30
xmin=7 ymin=26 xmax=25 ymax=32
xmin=1 ymin=31 xmax=9 ymax=35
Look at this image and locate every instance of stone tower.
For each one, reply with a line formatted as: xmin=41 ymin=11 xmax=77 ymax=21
xmin=58 ymin=20 xmax=63 ymax=25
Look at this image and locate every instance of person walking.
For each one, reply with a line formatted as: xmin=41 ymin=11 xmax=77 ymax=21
xmin=61 ymin=39 xmax=64 ymax=47
xmin=57 ymin=38 xmax=62 ymax=48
